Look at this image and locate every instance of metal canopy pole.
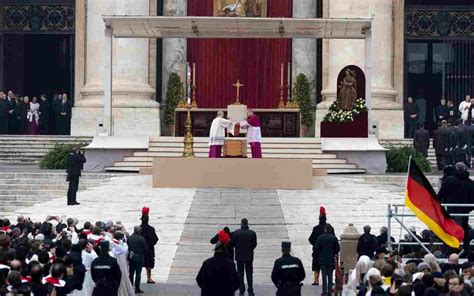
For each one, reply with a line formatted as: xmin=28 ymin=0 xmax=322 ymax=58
xmin=104 ymin=26 xmax=113 ymax=136
xmin=364 ymin=23 xmax=373 ymax=136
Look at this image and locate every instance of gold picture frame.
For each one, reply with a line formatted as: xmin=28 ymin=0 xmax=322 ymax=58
xmin=213 ymin=0 xmax=267 ymax=18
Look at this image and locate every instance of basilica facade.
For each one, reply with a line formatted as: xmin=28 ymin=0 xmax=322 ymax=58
xmin=0 ymin=0 xmax=473 ymax=139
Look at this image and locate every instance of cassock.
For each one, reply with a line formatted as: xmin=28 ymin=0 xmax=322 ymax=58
xmin=17 ymin=102 xmax=28 ymax=135
xmin=413 ymin=127 xmax=430 ymax=157
xmin=7 ymin=97 xmax=17 ymax=134
xmin=56 ymin=99 xmax=72 ymax=135
xmin=39 ymin=99 xmax=50 ymax=134
xmin=0 ymin=98 xmax=9 ymax=134
xmin=240 ymin=114 xmax=262 ymax=158
xmin=209 ymin=117 xmax=234 ymax=158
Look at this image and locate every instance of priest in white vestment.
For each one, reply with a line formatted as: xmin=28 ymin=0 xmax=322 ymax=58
xmin=209 ymin=111 xmax=235 ymax=158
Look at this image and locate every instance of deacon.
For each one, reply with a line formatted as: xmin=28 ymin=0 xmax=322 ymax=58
xmin=240 ymin=109 xmax=262 ymax=158
xmin=271 ymin=241 xmax=306 ymax=296
xmin=208 ymin=110 xmax=235 ymax=158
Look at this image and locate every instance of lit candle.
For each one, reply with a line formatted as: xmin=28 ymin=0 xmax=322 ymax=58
xmin=193 ymin=63 xmax=196 ymax=86
xmin=294 ymin=62 xmax=297 ymax=84
xmin=280 ymin=63 xmax=284 ymax=86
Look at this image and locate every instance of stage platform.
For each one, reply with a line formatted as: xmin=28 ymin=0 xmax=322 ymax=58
xmin=152 ymin=158 xmax=313 ymax=189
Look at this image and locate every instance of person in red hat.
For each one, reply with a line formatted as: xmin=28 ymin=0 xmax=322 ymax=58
xmin=308 ymin=206 xmax=328 ymax=286
xmin=140 ymin=207 xmax=159 ymax=284
xmin=210 ymin=227 xmax=234 ymax=261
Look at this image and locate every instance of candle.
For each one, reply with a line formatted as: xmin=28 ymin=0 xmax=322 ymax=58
xmin=187 ymin=62 xmax=191 ymax=104
xmin=294 ymin=62 xmax=297 ymax=84
xmin=280 ymin=63 xmax=284 ymax=86
xmin=193 ymin=63 xmax=196 ymax=86
xmin=287 ymin=62 xmax=291 ymax=86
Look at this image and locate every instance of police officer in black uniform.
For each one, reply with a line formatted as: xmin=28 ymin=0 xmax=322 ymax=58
xmin=66 ymin=147 xmax=86 ymax=205
xmin=91 ymin=241 xmax=122 ymax=296
xmin=271 ymin=241 xmax=306 ymax=296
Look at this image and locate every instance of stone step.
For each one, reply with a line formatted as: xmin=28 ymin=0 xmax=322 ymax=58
xmin=150 ymin=136 xmax=321 ymax=144
xmin=0 ymin=151 xmax=49 ymax=156
xmin=0 ymin=173 xmax=121 ymax=179
xmin=0 ymin=195 xmax=63 ymax=202
xmin=327 ymin=168 xmax=366 ymax=174
xmin=313 ymin=163 xmax=357 ymax=169
xmin=132 ymin=151 xmax=338 ymax=159
xmin=147 ymin=147 xmax=323 ymax=154
xmin=149 ymin=142 xmax=322 ymax=149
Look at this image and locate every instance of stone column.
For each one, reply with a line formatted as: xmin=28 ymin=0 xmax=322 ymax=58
xmin=317 ymin=0 xmax=402 ymax=139
xmin=340 ymin=223 xmax=360 ymax=272
xmin=161 ymin=0 xmax=187 ymax=135
xmin=292 ymin=0 xmax=317 ymax=100
xmin=72 ymin=0 xmax=160 ymax=136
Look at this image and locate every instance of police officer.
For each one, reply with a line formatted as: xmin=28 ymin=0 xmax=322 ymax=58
xmin=271 ymin=241 xmax=306 ymax=296
xmin=91 ymin=241 xmax=122 ymax=296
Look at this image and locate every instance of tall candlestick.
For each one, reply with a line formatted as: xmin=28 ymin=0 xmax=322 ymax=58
xmin=187 ymin=62 xmax=191 ymax=104
xmin=192 ymin=63 xmax=196 ymax=86
xmin=280 ymin=63 xmax=284 ymax=86
xmin=294 ymin=62 xmax=298 ymax=84
xmin=288 ymin=62 xmax=291 ymax=87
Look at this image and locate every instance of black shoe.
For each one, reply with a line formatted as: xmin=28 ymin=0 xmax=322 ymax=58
xmin=249 ymin=293 xmax=255 ymax=296
xmin=72 ymin=202 xmax=80 ymax=205
xmin=135 ymin=289 xmax=144 ymax=294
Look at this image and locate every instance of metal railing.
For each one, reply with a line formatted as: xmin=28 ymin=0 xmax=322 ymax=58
xmin=387 ymin=203 xmax=473 ymax=255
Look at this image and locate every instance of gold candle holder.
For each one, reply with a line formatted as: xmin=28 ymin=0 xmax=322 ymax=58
xmin=278 ymin=85 xmax=286 ymax=109
xmin=182 ymin=107 xmax=195 ymax=158
xmin=191 ymin=85 xmax=198 ymax=108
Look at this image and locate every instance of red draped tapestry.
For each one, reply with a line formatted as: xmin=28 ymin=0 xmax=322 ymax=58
xmin=187 ymin=0 xmax=292 ymax=108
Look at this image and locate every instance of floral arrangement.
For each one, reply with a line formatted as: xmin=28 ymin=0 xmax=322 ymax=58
xmin=323 ymin=98 xmax=368 ymax=123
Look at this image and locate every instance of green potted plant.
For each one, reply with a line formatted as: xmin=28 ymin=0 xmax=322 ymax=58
xmin=164 ymin=72 xmax=184 ymax=135
xmin=296 ymin=73 xmax=314 ymax=137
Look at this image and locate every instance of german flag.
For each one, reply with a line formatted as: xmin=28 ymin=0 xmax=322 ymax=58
xmin=406 ymin=158 xmax=464 ymax=249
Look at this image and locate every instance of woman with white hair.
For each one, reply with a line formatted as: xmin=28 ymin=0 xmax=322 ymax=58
xmin=344 ymin=256 xmax=372 ymax=296
xmin=423 ymin=254 xmax=441 ymax=274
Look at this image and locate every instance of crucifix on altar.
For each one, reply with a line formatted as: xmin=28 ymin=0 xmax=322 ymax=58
xmin=232 ymin=79 xmax=244 ymax=105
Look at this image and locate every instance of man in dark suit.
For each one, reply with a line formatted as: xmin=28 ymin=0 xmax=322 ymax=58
xmin=91 ymin=241 xmax=122 ymax=296
xmin=127 ymin=226 xmax=148 ymax=294
xmin=357 ymin=225 xmax=377 ymax=259
xmin=56 ymin=93 xmax=72 ymax=135
xmin=315 ymin=224 xmax=340 ymax=296
xmin=6 ymin=90 xmax=17 ymax=134
xmin=39 ymin=94 xmax=50 ymax=134
xmin=232 ymin=218 xmax=257 ymax=296
xmin=0 ymin=92 xmax=9 ymax=134
xmin=271 ymin=241 xmax=306 ymax=296
xmin=433 ymin=120 xmax=450 ymax=170
xmin=413 ymin=123 xmax=430 ymax=157
xmin=66 ymin=148 xmax=86 ymax=205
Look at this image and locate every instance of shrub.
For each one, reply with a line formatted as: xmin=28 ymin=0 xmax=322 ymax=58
xmin=40 ymin=144 xmax=80 ymax=169
xmin=386 ymin=145 xmax=431 ymax=173
xmin=296 ymin=73 xmax=315 ymax=127
xmin=164 ymin=72 xmax=184 ymax=127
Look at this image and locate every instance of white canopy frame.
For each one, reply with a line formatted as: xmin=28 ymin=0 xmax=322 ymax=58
xmin=101 ymin=16 xmax=373 ymax=136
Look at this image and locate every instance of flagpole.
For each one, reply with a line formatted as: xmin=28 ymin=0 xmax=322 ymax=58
xmin=397 ymin=156 xmax=412 ymax=254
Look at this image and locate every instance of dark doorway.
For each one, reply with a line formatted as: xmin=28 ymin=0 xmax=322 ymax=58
xmin=3 ymin=34 xmax=74 ymax=102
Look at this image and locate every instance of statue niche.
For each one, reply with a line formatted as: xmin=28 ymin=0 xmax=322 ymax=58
xmin=336 ymin=65 xmax=365 ymax=111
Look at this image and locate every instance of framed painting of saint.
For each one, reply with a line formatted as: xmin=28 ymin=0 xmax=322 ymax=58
xmin=214 ymin=0 xmax=267 ymax=17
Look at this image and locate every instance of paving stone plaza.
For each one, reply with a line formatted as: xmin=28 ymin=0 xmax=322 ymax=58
xmin=1 ymin=167 xmax=435 ymax=295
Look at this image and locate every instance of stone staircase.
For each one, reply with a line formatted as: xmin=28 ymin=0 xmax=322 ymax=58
xmin=380 ymin=139 xmax=437 ymax=170
xmin=0 ymin=171 xmax=122 ymax=217
xmin=105 ymin=137 xmax=366 ymax=174
xmin=0 ymin=136 xmax=92 ymax=164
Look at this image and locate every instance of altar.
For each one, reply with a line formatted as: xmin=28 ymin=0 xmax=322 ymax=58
xmin=175 ymin=108 xmax=300 ymax=137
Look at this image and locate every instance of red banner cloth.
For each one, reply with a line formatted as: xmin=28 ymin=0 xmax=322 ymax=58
xmin=187 ymin=0 xmax=292 ymax=108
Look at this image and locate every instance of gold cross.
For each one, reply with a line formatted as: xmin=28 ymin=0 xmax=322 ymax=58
xmin=233 ymin=79 xmax=244 ymax=104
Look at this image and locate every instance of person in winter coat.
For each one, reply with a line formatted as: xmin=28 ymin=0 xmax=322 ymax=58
xmin=231 ymin=218 xmax=257 ymax=296
xmin=308 ymin=206 xmax=327 ymax=285
xmin=210 ymin=227 xmax=234 ymax=261
xmin=140 ymin=207 xmax=159 ymax=284
xmin=91 ymin=241 xmax=122 ymax=296
xmin=315 ymin=224 xmax=340 ymax=296
xmin=438 ymin=162 xmax=474 ymax=255
xmin=357 ymin=225 xmax=377 ymax=259
xmin=413 ymin=123 xmax=430 ymax=157
xmin=196 ymin=241 xmax=239 ymax=296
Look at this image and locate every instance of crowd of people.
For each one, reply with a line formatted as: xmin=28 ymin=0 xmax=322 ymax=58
xmin=0 ymin=207 xmax=158 ymax=296
xmin=0 ymin=90 xmax=72 ymax=136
